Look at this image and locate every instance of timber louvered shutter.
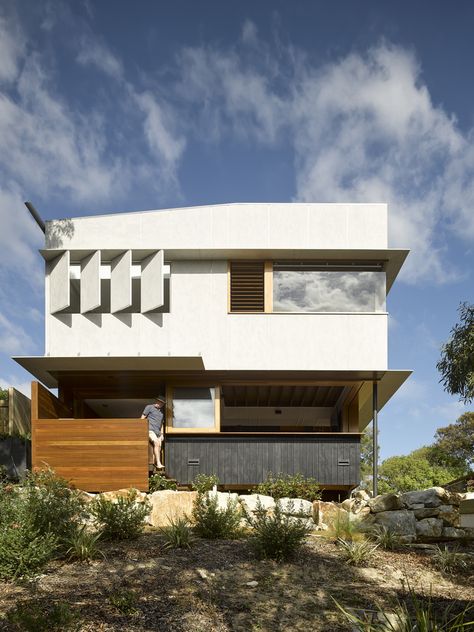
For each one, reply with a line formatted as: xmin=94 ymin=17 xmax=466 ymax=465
xmin=230 ymin=261 xmax=265 ymax=312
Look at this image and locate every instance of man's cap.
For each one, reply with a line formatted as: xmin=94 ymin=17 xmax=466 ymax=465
xmin=155 ymin=395 xmax=166 ymax=403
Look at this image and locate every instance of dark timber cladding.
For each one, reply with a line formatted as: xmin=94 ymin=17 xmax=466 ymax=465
xmin=166 ymin=434 xmax=360 ymax=487
xmin=230 ymin=261 xmax=265 ymax=312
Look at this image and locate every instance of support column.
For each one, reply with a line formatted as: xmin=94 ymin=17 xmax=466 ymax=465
xmin=372 ymin=381 xmax=378 ymax=497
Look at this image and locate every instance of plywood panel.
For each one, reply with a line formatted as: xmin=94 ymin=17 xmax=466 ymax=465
xmin=111 ymin=250 xmax=132 ymax=313
xmin=141 ymin=250 xmax=164 ymax=312
xmin=49 ymin=251 xmax=70 ymax=313
xmin=80 ymin=250 xmax=101 ymax=313
xmin=32 ymin=418 xmax=148 ymax=492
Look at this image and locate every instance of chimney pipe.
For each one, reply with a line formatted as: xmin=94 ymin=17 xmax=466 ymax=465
xmin=24 ymin=201 xmax=46 ymax=234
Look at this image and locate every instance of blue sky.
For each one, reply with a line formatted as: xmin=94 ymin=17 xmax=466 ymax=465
xmin=0 ymin=0 xmax=472 ymax=459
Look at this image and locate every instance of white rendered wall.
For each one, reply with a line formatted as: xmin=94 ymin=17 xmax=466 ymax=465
xmin=46 ymin=260 xmax=388 ymax=371
xmin=45 ymin=203 xmax=388 ymax=251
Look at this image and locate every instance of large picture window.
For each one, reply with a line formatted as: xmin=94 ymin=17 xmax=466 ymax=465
xmin=273 ymin=264 xmax=386 ymax=313
xmin=167 ymin=386 xmax=220 ymax=432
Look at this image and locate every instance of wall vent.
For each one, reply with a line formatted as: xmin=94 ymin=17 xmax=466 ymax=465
xmin=230 ymin=261 xmax=265 ymax=312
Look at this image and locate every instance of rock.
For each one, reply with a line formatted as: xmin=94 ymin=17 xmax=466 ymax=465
xmin=312 ymin=500 xmax=345 ymax=527
xmin=352 ymin=506 xmax=371 ymax=521
xmin=415 ymin=518 xmax=444 ymax=540
xmin=239 ymin=494 xmax=275 ymax=514
xmin=442 ymin=527 xmax=467 ymax=540
xmin=99 ymin=488 xmax=147 ymax=503
xmin=405 ymin=543 xmax=438 ymax=551
xmin=413 ymin=507 xmax=440 ymax=519
xmin=341 ymin=498 xmax=354 ymax=512
xmin=77 ymin=490 xmax=96 ymax=504
xmin=369 ymin=493 xmax=403 ymax=513
xmin=278 ymin=497 xmax=313 ymax=516
xmin=460 ymin=514 xmax=474 ymax=529
xmin=410 ymin=503 xmax=425 ymax=510
xmin=246 ymin=581 xmax=258 ymax=587
xmin=353 ymin=489 xmax=371 ymax=502
xmin=437 ymin=505 xmax=459 ymax=527
xmin=373 ymin=510 xmax=417 ymax=537
xmin=147 ymin=490 xmax=198 ymax=527
xmin=196 ymin=568 xmax=210 ymax=580
xmin=402 ymin=487 xmax=449 ymax=508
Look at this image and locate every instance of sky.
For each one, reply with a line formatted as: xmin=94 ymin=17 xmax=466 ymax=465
xmin=0 ymin=0 xmax=473 ymax=460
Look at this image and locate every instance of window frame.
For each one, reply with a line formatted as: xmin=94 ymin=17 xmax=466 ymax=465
xmin=165 ymin=384 xmax=221 ymax=434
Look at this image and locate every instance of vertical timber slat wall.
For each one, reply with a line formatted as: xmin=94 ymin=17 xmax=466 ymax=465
xmin=31 ymin=382 xmax=148 ymax=492
xmin=166 ymin=435 xmax=360 ymax=487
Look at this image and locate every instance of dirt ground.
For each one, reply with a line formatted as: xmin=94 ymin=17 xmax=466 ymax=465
xmin=0 ymin=532 xmax=473 ymax=632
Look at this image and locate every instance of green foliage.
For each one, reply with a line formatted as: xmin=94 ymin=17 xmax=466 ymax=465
xmin=0 ymin=387 xmax=8 ymax=401
xmin=432 ymin=545 xmax=468 ymax=575
xmin=0 ymin=464 xmax=8 ymax=484
xmin=324 ymin=509 xmax=364 ymax=542
xmin=378 ymin=447 xmax=461 ymax=494
xmin=245 ymin=498 xmax=311 ymax=562
xmin=149 ymin=472 xmax=178 ymax=492
xmin=63 ymin=524 xmax=105 ymax=562
xmin=6 ymin=600 xmax=79 ymax=631
xmin=191 ymin=472 xmax=220 ymax=493
xmin=337 ymin=538 xmax=378 ymax=566
xmin=0 ymin=469 xmax=86 ymax=580
xmin=437 ymin=302 xmax=474 ymax=404
xmin=21 ymin=468 xmax=86 ymax=543
xmin=334 ymin=583 xmax=474 ymax=631
xmin=90 ymin=491 xmax=150 ymax=540
xmin=432 ymin=412 xmax=474 ymax=471
xmin=109 ymin=589 xmax=139 ymax=615
xmin=369 ymin=525 xmax=402 ymax=551
xmin=192 ymin=492 xmax=242 ymax=539
xmin=159 ymin=516 xmax=194 ymax=549
xmin=254 ymin=472 xmax=321 ymax=502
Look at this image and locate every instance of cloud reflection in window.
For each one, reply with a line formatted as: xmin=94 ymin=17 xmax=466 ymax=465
xmin=172 ymin=387 xmax=215 ymax=428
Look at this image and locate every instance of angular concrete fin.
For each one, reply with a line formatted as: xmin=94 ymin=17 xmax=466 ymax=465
xmin=49 ymin=251 xmax=70 ymax=314
xmin=111 ymin=250 xmax=132 ymax=313
xmin=141 ymin=250 xmax=164 ymax=312
xmin=80 ymin=250 xmax=101 ymax=313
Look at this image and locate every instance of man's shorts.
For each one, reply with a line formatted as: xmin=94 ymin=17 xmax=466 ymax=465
xmin=149 ymin=431 xmax=161 ymax=443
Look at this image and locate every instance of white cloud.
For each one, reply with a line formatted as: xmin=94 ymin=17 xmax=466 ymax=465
xmin=0 ymin=15 xmax=25 ymax=82
xmin=76 ymin=37 xmax=124 ymax=80
xmin=176 ymin=33 xmax=474 ymax=284
xmin=0 ymin=313 xmax=35 ymax=354
xmin=0 ymin=374 xmax=31 ymax=397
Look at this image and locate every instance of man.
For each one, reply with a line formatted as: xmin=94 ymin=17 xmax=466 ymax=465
xmin=141 ymin=396 xmax=166 ymax=470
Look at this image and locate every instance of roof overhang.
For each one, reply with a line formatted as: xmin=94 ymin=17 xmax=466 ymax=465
xmin=12 ymin=356 xmax=411 ymax=408
xmin=40 ymin=248 xmax=409 ymax=293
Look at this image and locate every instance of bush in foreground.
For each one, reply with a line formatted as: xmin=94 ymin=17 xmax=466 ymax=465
xmin=63 ymin=524 xmax=105 ymax=563
xmin=191 ymin=473 xmax=220 ymax=493
xmin=6 ymin=600 xmax=79 ymax=631
xmin=245 ymin=499 xmax=312 ymax=562
xmin=192 ymin=492 xmax=242 ymax=539
xmin=90 ymin=491 xmax=150 ymax=540
xmin=149 ymin=473 xmax=177 ymax=492
xmin=254 ymin=472 xmax=321 ymax=502
xmin=160 ymin=516 xmax=194 ymax=549
xmin=337 ymin=538 xmax=378 ymax=566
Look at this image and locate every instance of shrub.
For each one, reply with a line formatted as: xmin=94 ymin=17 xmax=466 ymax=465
xmin=192 ymin=473 xmax=220 ymax=493
xmin=109 ymin=589 xmax=139 ymax=615
xmin=324 ymin=509 xmax=364 ymax=542
xmin=337 ymin=538 xmax=378 ymax=566
xmin=21 ymin=468 xmax=86 ymax=544
xmin=432 ymin=545 xmax=467 ymax=575
xmin=254 ymin=472 xmax=321 ymax=502
xmin=369 ymin=524 xmax=402 ymax=550
xmin=160 ymin=516 xmax=194 ymax=549
xmin=0 ymin=522 xmax=57 ymax=580
xmin=90 ymin=490 xmax=150 ymax=540
xmin=246 ymin=498 xmax=312 ymax=562
xmin=0 ymin=464 xmax=8 ymax=484
xmin=63 ymin=524 xmax=105 ymax=562
xmin=192 ymin=492 xmax=242 ymax=539
xmin=149 ymin=472 xmax=178 ymax=492
xmin=6 ymin=600 xmax=79 ymax=632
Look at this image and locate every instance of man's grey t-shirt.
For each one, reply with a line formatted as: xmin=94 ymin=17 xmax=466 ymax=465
xmin=143 ymin=405 xmax=164 ymax=435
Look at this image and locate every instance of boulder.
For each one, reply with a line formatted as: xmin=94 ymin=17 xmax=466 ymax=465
xmin=353 ymin=489 xmax=371 ymax=502
xmin=207 ymin=490 xmax=240 ymax=511
xmin=99 ymin=488 xmax=147 ymax=503
xmin=239 ymin=494 xmax=275 ymax=515
xmin=369 ymin=493 xmax=403 ymax=513
xmin=415 ymin=518 xmax=444 ymax=540
xmin=442 ymin=527 xmax=467 ymax=540
xmin=312 ymin=500 xmax=345 ymax=527
xmin=373 ymin=510 xmax=416 ymax=537
xmin=437 ymin=505 xmax=459 ymax=527
xmin=147 ymin=490 xmax=198 ymax=527
xmin=278 ymin=497 xmax=313 ymax=516
xmin=402 ymin=487 xmax=449 ymax=508
xmin=413 ymin=507 xmax=440 ymax=520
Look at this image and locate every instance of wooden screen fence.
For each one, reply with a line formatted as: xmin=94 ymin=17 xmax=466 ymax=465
xmin=31 ymin=382 xmax=149 ymax=492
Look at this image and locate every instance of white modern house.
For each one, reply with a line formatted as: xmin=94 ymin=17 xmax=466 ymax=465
xmin=15 ymin=203 xmax=411 ymax=496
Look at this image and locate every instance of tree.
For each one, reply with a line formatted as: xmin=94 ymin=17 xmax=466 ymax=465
xmin=432 ymin=412 xmax=474 ymax=472
xmin=378 ymin=447 xmax=461 ymax=494
xmin=437 ymin=302 xmax=474 ymax=404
